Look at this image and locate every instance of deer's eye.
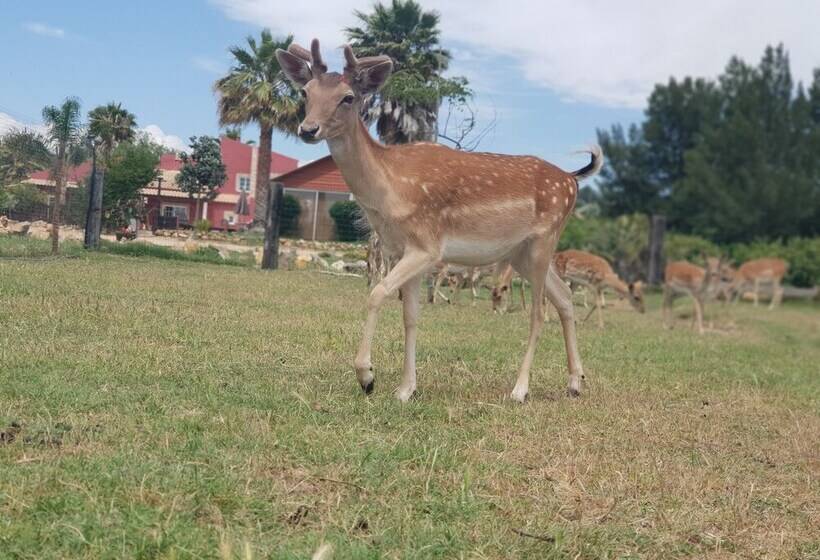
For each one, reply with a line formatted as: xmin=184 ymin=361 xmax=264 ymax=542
xmin=340 ymin=94 xmax=355 ymax=105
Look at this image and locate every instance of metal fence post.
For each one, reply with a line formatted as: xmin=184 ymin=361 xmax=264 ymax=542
xmin=262 ymin=181 xmax=284 ymax=270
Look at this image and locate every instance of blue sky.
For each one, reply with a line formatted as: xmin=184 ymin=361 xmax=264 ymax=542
xmin=2 ymin=1 xmax=816 ymax=171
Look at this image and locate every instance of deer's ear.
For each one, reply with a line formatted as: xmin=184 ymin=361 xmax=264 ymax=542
xmin=276 ymin=49 xmax=312 ymax=88
xmin=351 ymin=59 xmax=393 ymax=95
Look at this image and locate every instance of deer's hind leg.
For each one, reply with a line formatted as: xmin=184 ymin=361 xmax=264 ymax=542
xmin=544 ymin=267 xmax=585 ymax=396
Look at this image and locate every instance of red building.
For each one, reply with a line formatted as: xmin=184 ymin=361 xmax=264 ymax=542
xmin=141 ymin=137 xmax=299 ymax=230
xmin=275 ymin=155 xmax=354 ymax=240
xmin=25 ymin=139 xmax=358 ymax=240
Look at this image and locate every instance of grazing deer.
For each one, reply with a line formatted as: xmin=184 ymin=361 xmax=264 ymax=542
xmin=491 ymin=262 xmax=528 ymax=313
xmin=553 ymin=250 xmax=644 ymax=328
xmin=431 ymin=264 xmax=489 ymax=305
xmin=276 ymin=40 xmax=602 ymax=402
xmin=731 ymin=258 xmax=788 ymax=309
xmin=662 ymin=259 xmax=719 ymax=335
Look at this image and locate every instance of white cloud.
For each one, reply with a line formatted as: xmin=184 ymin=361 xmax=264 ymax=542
xmin=193 ymin=56 xmax=225 ymax=75
xmin=0 ymin=112 xmax=47 ymax=137
xmin=210 ymin=0 xmax=820 ymax=109
xmin=22 ymin=22 xmax=66 ymax=39
xmin=141 ymin=125 xmax=188 ymax=152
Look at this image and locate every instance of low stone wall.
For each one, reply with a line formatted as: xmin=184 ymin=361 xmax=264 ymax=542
xmin=0 ymin=216 xmax=83 ymax=241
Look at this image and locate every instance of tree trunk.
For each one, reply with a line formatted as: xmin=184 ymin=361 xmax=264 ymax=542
xmin=51 ymin=150 xmax=65 ymax=255
xmin=254 ymin=123 xmax=274 ymax=224
xmin=262 ymin=182 xmax=284 ymax=270
xmin=648 ymin=214 xmax=666 ymax=285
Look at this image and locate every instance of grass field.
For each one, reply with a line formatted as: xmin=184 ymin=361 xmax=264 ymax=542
xmin=1 ymin=245 xmax=818 ymax=559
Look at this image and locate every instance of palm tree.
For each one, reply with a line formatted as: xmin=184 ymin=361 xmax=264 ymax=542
xmin=215 ymin=30 xmax=301 ymax=223
xmin=345 ymin=0 xmax=468 ymax=144
xmin=0 ymin=129 xmax=51 ymax=185
xmin=87 ymin=102 xmax=137 ymax=166
xmin=42 ymin=97 xmax=83 ymax=254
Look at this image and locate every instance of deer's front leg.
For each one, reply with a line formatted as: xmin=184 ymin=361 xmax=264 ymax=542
xmin=396 ymin=274 xmax=423 ymax=402
xmin=354 ymin=250 xmax=436 ymax=395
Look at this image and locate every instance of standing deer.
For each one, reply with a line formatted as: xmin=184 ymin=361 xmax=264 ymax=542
xmin=662 ymin=259 xmax=720 ymax=335
xmin=276 ymin=40 xmax=603 ymax=402
xmin=553 ymin=250 xmax=645 ymax=328
xmin=731 ymin=257 xmax=788 ymax=309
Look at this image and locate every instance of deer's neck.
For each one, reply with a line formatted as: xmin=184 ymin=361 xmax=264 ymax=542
xmin=326 ymin=118 xmax=390 ymax=212
xmin=603 ymin=274 xmax=629 ymax=298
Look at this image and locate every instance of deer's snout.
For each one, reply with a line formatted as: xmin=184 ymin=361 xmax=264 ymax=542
xmin=298 ymin=122 xmax=321 ymax=142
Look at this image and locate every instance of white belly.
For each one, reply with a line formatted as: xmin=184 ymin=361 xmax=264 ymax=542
xmin=441 ymin=235 xmax=524 ymax=266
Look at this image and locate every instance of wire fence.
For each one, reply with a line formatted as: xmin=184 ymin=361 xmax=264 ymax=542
xmin=0 ymin=184 xmax=88 ymax=250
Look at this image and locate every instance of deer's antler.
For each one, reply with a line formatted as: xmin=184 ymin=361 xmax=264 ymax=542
xmin=287 ymin=39 xmax=326 ymax=78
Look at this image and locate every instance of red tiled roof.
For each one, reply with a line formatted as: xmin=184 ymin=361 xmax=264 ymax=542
xmin=29 ymin=161 xmax=92 ymax=184
xmin=276 ymin=155 xmax=350 ymax=193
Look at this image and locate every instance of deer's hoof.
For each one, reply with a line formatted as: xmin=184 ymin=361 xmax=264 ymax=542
xmin=510 ymin=387 xmax=528 ymax=403
xmin=395 ymin=386 xmax=416 ymax=403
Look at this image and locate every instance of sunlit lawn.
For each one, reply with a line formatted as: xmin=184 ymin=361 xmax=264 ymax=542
xmin=1 ymin=241 xmax=818 ymax=559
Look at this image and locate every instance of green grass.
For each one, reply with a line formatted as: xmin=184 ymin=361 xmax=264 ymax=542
xmin=1 ymin=241 xmax=818 ymax=559
xmin=0 ymin=236 xmax=255 ymax=267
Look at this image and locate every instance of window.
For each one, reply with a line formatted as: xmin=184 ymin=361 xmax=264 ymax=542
xmin=162 ymin=205 xmax=189 ymax=221
xmin=237 ymin=175 xmax=252 ymax=192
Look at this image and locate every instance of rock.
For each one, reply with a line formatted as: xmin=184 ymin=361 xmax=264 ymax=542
xmin=27 ymin=220 xmax=52 ymax=240
xmin=345 ymin=260 xmax=368 ymax=273
xmin=183 ymin=238 xmax=198 ymax=254
xmin=331 ymin=260 xmax=346 ymax=271
xmin=7 ymin=220 xmax=30 ymax=235
xmin=295 ymin=254 xmax=312 ymax=270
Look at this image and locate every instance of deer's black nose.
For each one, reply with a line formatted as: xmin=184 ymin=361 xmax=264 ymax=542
xmin=299 ymin=123 xmax=320 ymax=140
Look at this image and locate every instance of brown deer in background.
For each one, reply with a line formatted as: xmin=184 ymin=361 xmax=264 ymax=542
xmin=277 ymin=40 xmax=603 ymax=402
xmin=731 ymin=258 xmax=788 ymax=309
xmin=663 ymin=259 xmax=720 ymax=335
xmin=553 ymin=250 xmax=645 ymax=328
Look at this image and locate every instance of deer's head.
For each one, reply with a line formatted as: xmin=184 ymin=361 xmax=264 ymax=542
xmin=627 ymin=281 xmax=645 ymax=313
xmin=276 ymin=39 xmax=393 ymax=144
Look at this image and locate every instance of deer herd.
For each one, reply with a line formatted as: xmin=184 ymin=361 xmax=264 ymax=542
xmin=278 ymin=39 xmax=790 ymax=403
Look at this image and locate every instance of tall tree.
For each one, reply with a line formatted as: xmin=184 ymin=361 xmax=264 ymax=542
xmin=0 ymin=129 xmax=51 ymax=186
xmin=87 ymin=102 xmax=137 ymax=165
xmin=42 ymin=97 xmax=84 ymax=254
xmin=599 ymin=44 xmax=820 ymax=243
xmin=345 ymin=0 xmax=469 ymax=144
xmin=215 ymin=30 xmax=301 ymax=223
xmin=176 ymin=136 xmax=227 ymax=225
xmin=103 ymin=137 xmax=162 ymax=227
xmin=596 ymin=124 xmax=657 ymax=216
xmin=676 ymin=45 xmax=818 ymax=242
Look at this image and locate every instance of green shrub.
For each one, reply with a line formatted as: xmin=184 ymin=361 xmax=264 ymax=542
xmin=729 ymin=238 xmax=820 ymax=287
xmin=559 ymin=214 xmax=648 ymax=279
xmin=280 ymin=194 xmax=301 ymax=237
xmin=329 ymin=200 xmax=367 ymax=242
xmin=664 ymin=233 xmax=721 ymax=266
xmin=194 ymin=219 xmax=212 ymax=235
xmin=0 ymin=183 xmax=48 ymax=212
